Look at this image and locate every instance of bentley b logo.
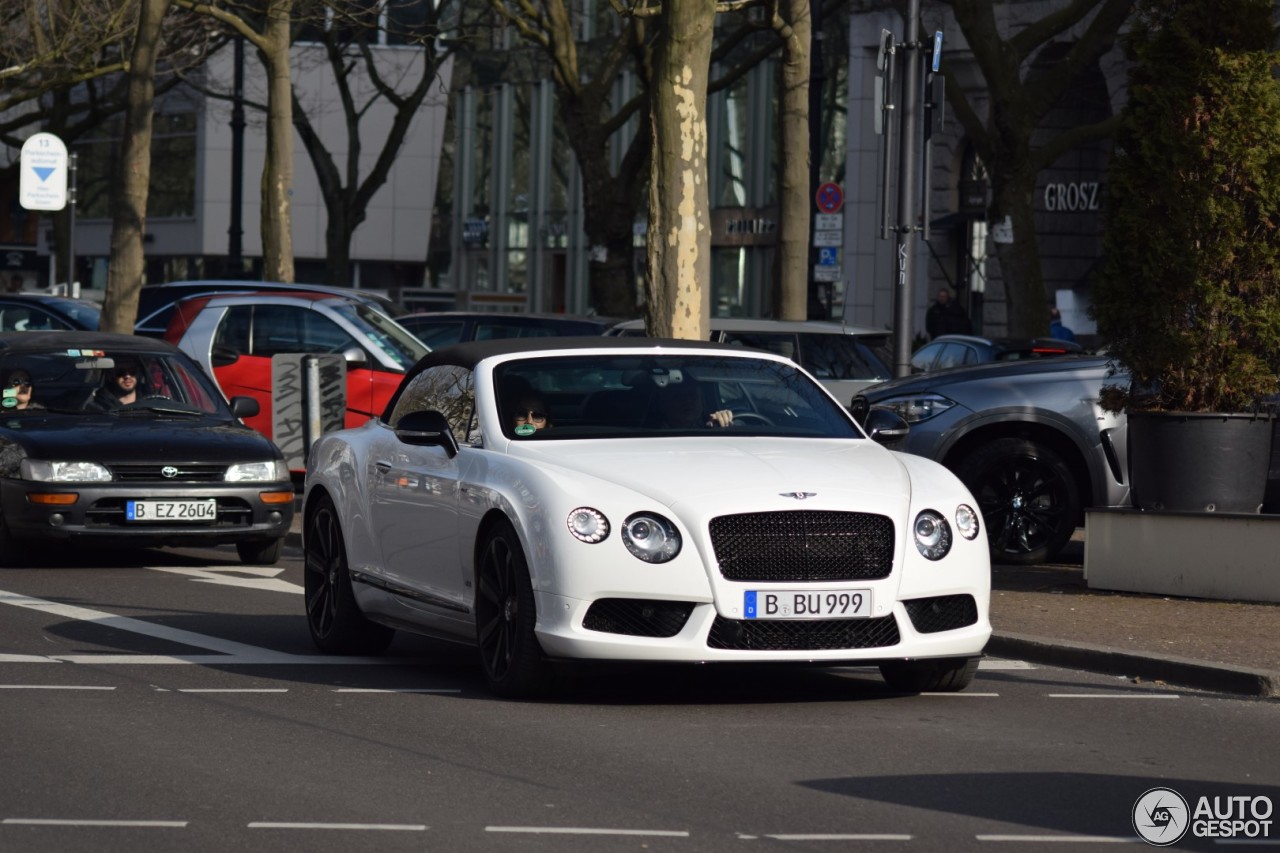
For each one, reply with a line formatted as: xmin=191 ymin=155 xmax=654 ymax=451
xmin=780 ymin=491 xmax=817 ymax=500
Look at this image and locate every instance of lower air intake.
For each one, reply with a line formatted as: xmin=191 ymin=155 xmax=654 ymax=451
xmin=582 ymin=599 xmax=695 ymax=638
xmin=707 ymin=615 xmax=900 ymax=651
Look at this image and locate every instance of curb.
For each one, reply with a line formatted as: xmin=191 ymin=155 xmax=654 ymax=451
xmin=989 ymin=632 xmax=1280 ymax=699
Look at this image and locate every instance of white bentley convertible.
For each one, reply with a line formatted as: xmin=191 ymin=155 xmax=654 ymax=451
xmin=303 ymin=338 xmax=991 ymax=697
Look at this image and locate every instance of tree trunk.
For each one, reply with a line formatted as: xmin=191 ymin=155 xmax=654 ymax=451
xmin=101 ymin=0 xmax=172 ymax=334
xmin=323 ymin=202 xmax=353 ymax=287
xmin=990 ymin=169 xmax=1049 ymax=338
xmin=645 ymin=0 xmax=715 ymax=341
xmin=775 ymin=0 xmax=810 ymax=322
xmin=576 ymin=119 xmax=648 ymax=319
xmin=259 ymin=0 xmax=295 ymax=283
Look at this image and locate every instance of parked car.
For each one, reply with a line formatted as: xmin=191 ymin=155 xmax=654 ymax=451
xmin=607 ymin=317 xmax=894 ymax=401
xmin=0 ymin=293 xmax=100 ymax=332
xmin=910 ymin=334 xmax=1084 ymax=374
xmin=302 ymin=337 xmax=991 ymax=697
xmin=135 ymin=280 xmax=406 ymax=336
xmin=851 ymin=356 xmax=1130 ymax=565
xmin=0 ymin=331 xmax=293 ymax=565
xmin=164 ymin=291 xmax=429 ymax=449
xmin=397 ymin=311 xmax=618 ymax=348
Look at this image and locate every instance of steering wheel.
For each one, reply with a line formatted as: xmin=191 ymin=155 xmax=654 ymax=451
xmin=732 ymin=411 xmax=774 ymax=426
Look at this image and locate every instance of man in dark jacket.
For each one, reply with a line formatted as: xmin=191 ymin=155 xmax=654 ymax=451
xmin=925 ymin=288 xmax=972 ymax=339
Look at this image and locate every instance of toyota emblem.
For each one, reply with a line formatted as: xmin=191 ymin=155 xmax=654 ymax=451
xmin=161 ymin=466 xmax=179 ymax=479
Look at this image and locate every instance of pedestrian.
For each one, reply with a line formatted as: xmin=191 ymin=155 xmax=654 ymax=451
xmin=925 ymin=288 xmax=972 ymax=339
xmin=1049 ymin=307 xmax=1076 ymax=342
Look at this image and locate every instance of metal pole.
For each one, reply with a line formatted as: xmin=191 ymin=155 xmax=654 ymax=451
xmin=228 ymin=36 xmax=245 ymax=274
xmin=305 ymin=356 xmax=321 ymax=462
xmin=68 ymin=152 xmax=77 ymax=297
xmin=891 ymin=0 xmax=921 ymax=378
xmin=807 ymin=0 xmax=826 ymax=319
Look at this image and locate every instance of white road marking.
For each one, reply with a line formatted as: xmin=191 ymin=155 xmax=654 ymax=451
xmin=0 ymin=685 xmax=115 ymax=690
xmin=977 ymin=834 xmax=1139 ymax=843
xmin=3 ymin=819 xmax=187 ymax=827
xmin=486 ymin=826 xmax=690 ymax=837
xmin=978 ymin=660 xmax=1036 ymax=670
xmin=248 ymin=822 xmax=426 ymax=831
xmin=176 ymin=688 xmax=289 ymax=693
xmin=334 ymin=688 xmax=461 ymax=694
xmin=1048 ymin=694 xmax=1179 ymax=699
xmin=921 ymin=692 xmax=1000 ymax=697
xmin=147 ymin=566 xmax=302 ymax=594
xmin=765 ymin=834 xmax=912 ymax=841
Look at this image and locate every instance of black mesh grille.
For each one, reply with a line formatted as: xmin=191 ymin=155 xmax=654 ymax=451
xmin=707 ymin=615 xmax=900 ymax=651
xmin=109 ymin=464 xmax=227 ymax=482
xmin=582 ymin=599 xmax=695 ymax=638
xmin=904 ymin=595 xmax=979 ymax=634
xmin=709 ymin=511 xmax=895 ymax=582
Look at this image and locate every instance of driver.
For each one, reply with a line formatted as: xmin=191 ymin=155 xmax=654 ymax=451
xmin=92 ymin=360 xmax=142 ymax=410
xmin=653 ymin=379 xmax=734 ymax=428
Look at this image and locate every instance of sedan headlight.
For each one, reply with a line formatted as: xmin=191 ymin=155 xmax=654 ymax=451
xmin=621 ymin=512 xmax=681 ymax=563
xmin=566 ymin=507 xmax=609 ymax=543
xmin=225 ymin=460 xmax=290 ymax=482
xmin=955 ymin=504 xmax=980 ymax=540
xmin=20 ymin=460 xmax=112 ymax=482
xmin=873 ymin=394 xmax=957 ymax=424
xmin=913 ymin=509 xmax=953 ymax=560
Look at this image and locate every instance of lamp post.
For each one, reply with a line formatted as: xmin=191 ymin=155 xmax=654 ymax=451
xmin=228 ymin=36 xmax=245 ymax=274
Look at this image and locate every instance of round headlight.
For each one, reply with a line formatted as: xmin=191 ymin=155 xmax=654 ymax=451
xmin=566 ymin=507 xmax=609 ymax=543
xmin=955 ymin=504 xmax=980 ymax=540
xmin=913 ymin=509 xmax=952 ymax=560
xmin=621 ymin=512 xmax=681 ymax=563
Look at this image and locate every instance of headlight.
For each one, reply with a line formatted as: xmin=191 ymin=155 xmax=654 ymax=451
xmin=621 ymin=512 xmax=681 ymax=563
xmin=873 ymin=394 xmax=957 ymax=424
xmin=955 ymin=504 xmax=980 ymax=540
xmin=225 ymin=460 xmax=290 ymax=482
xmin=914 ymin=509 xmax=952 ymax=560
xmin=20 ymin=461 xmax=112 ymax=482
xmin=566 ymin=507 xmax=609 ymax=543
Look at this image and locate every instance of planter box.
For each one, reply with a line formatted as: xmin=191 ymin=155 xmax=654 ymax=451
xmin=1085 ymin=508 xmax=1280 ymax=603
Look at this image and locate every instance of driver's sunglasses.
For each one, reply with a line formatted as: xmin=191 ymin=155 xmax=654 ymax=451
xmin=515 ymin=409 xmax=547 ymax=424
xmin=6 ymin=378 xmax=30 ymax=390
xmin=114 ymin=369 xmax=138 ymax=378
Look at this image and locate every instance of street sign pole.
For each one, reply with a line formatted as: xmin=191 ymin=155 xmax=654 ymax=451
xmin=891 ymin=0 xmax=921 ymax=379
xmin=67 ymin=153 xmax=77 ymax=296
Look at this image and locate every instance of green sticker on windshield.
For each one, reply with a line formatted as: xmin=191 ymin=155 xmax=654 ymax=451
xmin=2 ymin=388 xmax=17 ymax=408
xmin=514 ymin=423 xmax=537 ymax=436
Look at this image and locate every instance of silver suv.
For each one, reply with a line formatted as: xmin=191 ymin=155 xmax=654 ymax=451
xmin=851 ymin=355 xmax=1131 ymax=565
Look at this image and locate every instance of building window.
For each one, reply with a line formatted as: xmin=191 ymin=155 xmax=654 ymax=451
xmin=75 ymin=111 xmax=197 ymax=220
xmin=294 ymin=0 xmax=435 ymax=47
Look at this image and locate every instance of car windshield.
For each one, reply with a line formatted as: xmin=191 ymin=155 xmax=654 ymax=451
xmin=329 ymin=301 xmax=428 ymax=369
xmin=493 ymin=354 xmax=863 ymax=440
xmin=1 ymin=348 xmax=228 ymax=416
xmin=44 ymin=297 xmax=101 ymax=330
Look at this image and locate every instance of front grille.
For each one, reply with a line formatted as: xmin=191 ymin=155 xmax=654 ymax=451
xmin=707 ymin=615 xmax=900 ymax=651
xmin=582 ymin=599 xmax=695 ymax=638
xmin=904 ymin=595 xmax=979 ymax=634
xmin=83 ymin=497 xmax=254 ymax=529
xmin=710 ymin=510 xmax=895 ymax=582
xmin=109 ymin=464 xmax=227 ymax=482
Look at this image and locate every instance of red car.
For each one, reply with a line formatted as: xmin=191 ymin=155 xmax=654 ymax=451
xmin=165 ymin=291 xmax=428 ymax=463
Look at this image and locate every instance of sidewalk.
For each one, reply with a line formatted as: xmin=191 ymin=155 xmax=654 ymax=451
xmin=988 ymin=534 xmax=1280 ymax=699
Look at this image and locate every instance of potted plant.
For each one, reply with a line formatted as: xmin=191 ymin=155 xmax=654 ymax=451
xmin=1091 ymin=0 xmax=1280 ymax=513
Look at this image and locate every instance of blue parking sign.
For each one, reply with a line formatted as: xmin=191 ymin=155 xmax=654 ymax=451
xmin=818 ymin=247 xmax=840 ymax=266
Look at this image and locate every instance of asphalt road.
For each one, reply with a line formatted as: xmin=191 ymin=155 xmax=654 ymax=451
xmin=1 ymin=542 xmax=1277 ymax=853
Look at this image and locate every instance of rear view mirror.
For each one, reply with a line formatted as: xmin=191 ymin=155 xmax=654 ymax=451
xmin=864 ymin=408 xmax=909 ymax=444
xmin=394 ymin=409 xmax=459 ymax=458
xmin=229 ymin=396 xmax=260 ymax=419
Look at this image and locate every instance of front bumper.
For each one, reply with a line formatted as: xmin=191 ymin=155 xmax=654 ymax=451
xmin=1 ymin=479 xmax=294 ymax=548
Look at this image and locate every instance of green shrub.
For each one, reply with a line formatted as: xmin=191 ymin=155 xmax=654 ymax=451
xmin=1092 ymin=0 xmax=1280 ymax=413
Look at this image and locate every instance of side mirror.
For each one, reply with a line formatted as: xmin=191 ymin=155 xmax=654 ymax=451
xmin=394 ymin=409 xmax=459 ymax=458
xmin=342 ymin=347 xmax=367 ymax=366
xmin=229 ymin=396 xmax=260 ymax=419
xmin=863 ymin=408 xmax=909 ymax=445
xmin=211 ymin=344 xmax=240 ymax=368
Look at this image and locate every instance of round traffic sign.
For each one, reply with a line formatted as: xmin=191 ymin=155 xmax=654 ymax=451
xmin=815 ymin=182 xmax=844 ymax=214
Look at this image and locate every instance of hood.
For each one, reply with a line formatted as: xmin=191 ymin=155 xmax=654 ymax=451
xmin=859 ymin=355 xmax=1115 ymax=401
xmin=513 ymin=438 xmax=910 ymax=509
xmin=0 ymin=413 xmax=278 ymax=464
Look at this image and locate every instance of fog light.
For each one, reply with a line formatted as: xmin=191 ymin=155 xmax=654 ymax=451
xmin=49 ymin=513 xmax=65 ymax=527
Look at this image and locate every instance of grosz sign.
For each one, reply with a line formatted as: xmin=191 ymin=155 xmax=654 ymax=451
xmin=1043 ymin=181 xmax=1101 ymax=212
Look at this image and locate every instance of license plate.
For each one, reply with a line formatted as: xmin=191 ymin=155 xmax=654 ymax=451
xmin=126 ymin=499 xmax=217 ymax=522
xmin=744 ymin=589 xmax=872 ymax=620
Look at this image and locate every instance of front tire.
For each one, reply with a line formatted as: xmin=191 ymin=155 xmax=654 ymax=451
xmin=954 ymin=437 xmax=1081 ymax=565
xmin=880 ymin=657 xmax=980 ymax=693
xmin=303 ymin=496 xmax=394 ymax=655
xmin=236 ymin=537 xmax=282 ymax=565
xmin=475 ymin=519 xmax=548 ymax=698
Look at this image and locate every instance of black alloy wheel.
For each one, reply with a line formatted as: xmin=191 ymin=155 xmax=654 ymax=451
xmin=475 ymin=519 xmax=548 ymax=698
xmin=955 ymin=437 xmax=1081 ymax=565
xmin=303 ymin=495 xmax=394 ymax=654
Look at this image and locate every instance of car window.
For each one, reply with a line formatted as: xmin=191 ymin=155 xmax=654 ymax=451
xmin=215 ymin=305 xmax=252 ymax=353
xmin=249 ymin=305 xmax=356 ymax=357
xmin=797 ymin=333 xmax=892 ymax=381
xmin=1 ymin=349 xmax=226 ymax=415
xmin=401 ymin=319 xmax=466 ymax=348
xmin=327 ymin=301 xmax=428 ymax=369
xmin=387 ymin=364 xmax=476 ymax=443
xmin=935 ymin=343 xmax=972 ymax=370
xmin=910 ymin=343 xmax=940 ymax=372
xmin=492 ymin=354 xmax=861 ymax=440
xmin=475 ymin=322 xmax=558 ymax=341
xmin=719 ymin=331 xmax=799 ymax=360
xmin=0 ymin=306 xmax=65 ymax=332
